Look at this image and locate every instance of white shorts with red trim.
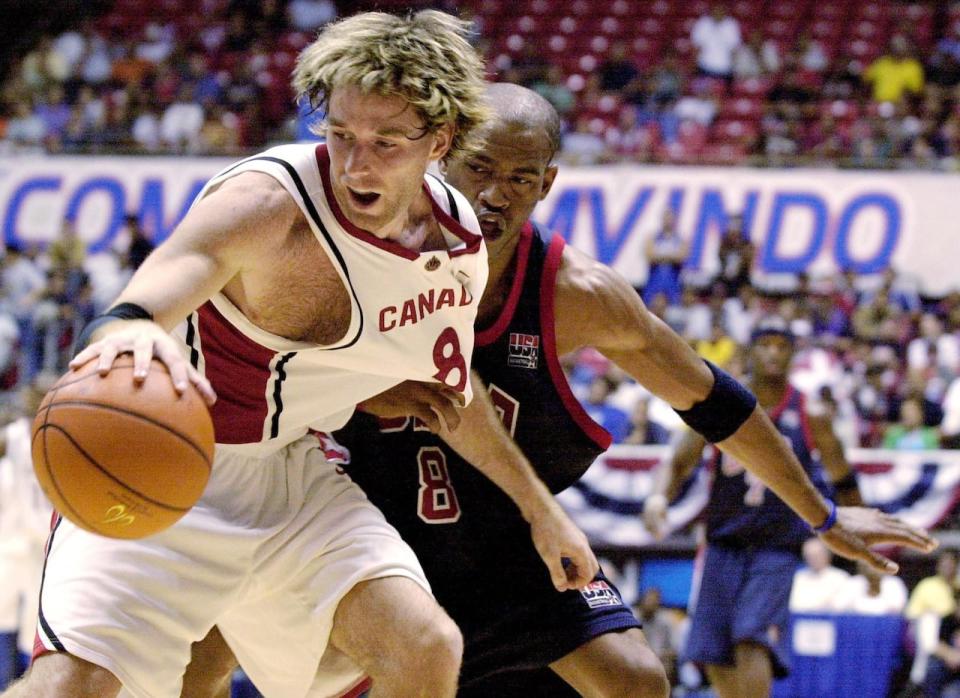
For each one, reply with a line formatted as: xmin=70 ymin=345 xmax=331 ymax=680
xmin=35 ymin=434 xmax=429 ymax=698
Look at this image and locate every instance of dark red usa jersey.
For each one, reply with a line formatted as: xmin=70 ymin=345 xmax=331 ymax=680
xmin=337 ymin=223 xmax=611 ymax=616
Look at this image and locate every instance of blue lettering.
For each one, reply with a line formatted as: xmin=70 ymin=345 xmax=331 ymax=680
xmin=587 ymin=186 xmax=654 ymax=265
xmin=666 ymin=187 xmax=685 ymax=218
xmin=543 ymin=187 xmax=580 ymax=242
xmin=761 ymin=192 xmax=828 ymax=273
xmin=138 ymin=178 xmax=207 ymax=243
xmin=65 ymin=177 xmax=125 ymax=252
xmin=688 ymin=188 xmax=759 ymax=269
xmin=3 ymin=177 xmax=62 ymax=248
xmin=834 ymin=193 xmax=900 ymax=274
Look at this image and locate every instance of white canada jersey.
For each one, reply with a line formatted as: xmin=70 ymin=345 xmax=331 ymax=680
xmin=172 ymin=144 xmax=487 ymax=457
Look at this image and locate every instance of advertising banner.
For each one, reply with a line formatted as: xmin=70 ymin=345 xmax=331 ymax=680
xmin=1 ymin=155 xmax=958 ymax=294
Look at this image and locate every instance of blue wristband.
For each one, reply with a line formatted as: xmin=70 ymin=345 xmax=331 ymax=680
xmin=812 ymin=500 xmax=838 ymax=534
xmin=674 ymin=361 xmax=758 ymax=443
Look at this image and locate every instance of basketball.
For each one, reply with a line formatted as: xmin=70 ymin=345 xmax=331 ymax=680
xmin=31 ymin=356 xmax=215 ymax=540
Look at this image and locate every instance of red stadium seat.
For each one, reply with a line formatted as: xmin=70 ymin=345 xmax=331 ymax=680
xmin=733 ymin=77 xmax=773 ymax=97
xmin=820 ymin=99 xmax=861 ymax=122
xmin=712 ymin=119 xmax=760 ymax=143
xmin=719 ymin=96 xmax=764 ymax=121
xmin=702 ymin=142 xmax=749 ymax=164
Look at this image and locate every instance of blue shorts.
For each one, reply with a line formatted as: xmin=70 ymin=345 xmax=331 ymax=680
xmin=683 ymin=544 xmax=800 ymax=678
xmin=458 ymin=569 xmax=641 ymax=687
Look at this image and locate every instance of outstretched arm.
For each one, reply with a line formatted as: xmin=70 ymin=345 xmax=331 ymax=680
xmin=71 ymin=172 xmax=297 ymax=404
xmin=554 ymin=246 xmax=936 ymax=571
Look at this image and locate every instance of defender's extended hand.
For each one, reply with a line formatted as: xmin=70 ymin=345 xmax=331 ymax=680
xmin=819 ymin=506 xmax=938 ymax=574
xmin=528 ymin=498 xmax=599 ymax=592
xmin=356 ymin=380 xmax=462 ymax=433
xmin=70 ymin=320 xmax=216 ymax=405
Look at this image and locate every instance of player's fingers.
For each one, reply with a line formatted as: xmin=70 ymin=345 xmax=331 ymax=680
xmin=865 ymin=516 xmax=938 ymax=552
xmin=132 ymin=336 xmax=154 ymax=382
xmin=429 ymin=397 xmax=461 ymax=432
xmin=879 ymin=527 xmax=939 ymax=553
xmin=537 ymin=542 xmax=566 ymax=591
xmin=863 ymin=548 xmax=899 ymax=575
xmin=70 ymin=343 xmax=101 ymax=369
xmin=565 ymin=558 xmax=595 ymax=590
xmin=96 ymin=343 xmax=119 ymax=375
xmin=413 ymin=405 xmax=441 ymax=433
xmin=189 ymin=369 xmax=217 ymax=405
xmin=547 ymin=557 xmax=569 ymax=592
xmin=885 ymin=520 xmax=938 ymax=552
xmin=152 ymin=342 xmax=190 ymax=394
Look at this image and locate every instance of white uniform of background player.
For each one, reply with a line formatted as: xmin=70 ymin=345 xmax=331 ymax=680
xmin=34 ymin=143 xmax=487 ymax=698
xmin=0 ymin=414 xmax=52 ymax=660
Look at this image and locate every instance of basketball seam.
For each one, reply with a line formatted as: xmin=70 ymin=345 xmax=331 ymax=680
xmin=34 ymin=427 xmax=101 ymax=533
xmin=41 ymin=400 xmax=213 ymax=468
xmin=34 ymin=423 xmax=193 ymax=512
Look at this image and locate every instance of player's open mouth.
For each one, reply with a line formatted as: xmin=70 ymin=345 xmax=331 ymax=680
xmin=478 ymin=213 xmax=505 ymax=238
xmin=347 ymin=188 xmax=381 ymax=207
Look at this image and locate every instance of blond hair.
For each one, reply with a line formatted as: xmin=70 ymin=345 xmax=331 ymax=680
xmin=293 ymin=10 xmax=490 ymax=159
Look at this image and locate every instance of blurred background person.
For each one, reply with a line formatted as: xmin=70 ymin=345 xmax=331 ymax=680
xmin=789 ymin=538 xmax=851 ymax=613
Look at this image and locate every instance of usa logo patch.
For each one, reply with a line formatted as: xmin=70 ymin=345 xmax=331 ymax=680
xmin=508 ymin=333 xmax=539 ymax=369
xmin=579 ymin=580 xmax=622 ymax=608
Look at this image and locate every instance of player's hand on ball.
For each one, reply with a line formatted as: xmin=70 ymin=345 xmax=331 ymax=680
xmin=70 ymin=319 xmax=216 ymax=405
xmin=528 ymin=498 xmax=598 ymax=592
xmin=356 ymin=380 xmax=462 ymax=433
xmin=819 ymin=506 xmax=938 ymax=574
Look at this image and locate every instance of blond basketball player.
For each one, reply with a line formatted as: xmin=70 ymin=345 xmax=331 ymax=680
xmin=3 ymin=11 xmax=596 ymax=698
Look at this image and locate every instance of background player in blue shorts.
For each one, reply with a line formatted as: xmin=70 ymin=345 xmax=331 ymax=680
xmin=646 ymin=317 xmax=872 ymax=698
xmin=182 ymin=84 xmax=936 ymax=697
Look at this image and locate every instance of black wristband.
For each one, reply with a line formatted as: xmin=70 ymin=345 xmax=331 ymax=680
xmin=675 ymin=361 xmax=758 ymax=443
xmin=832 ymin=471 xmax=859 ymax=493
xmin=75 ymin=302 xmax=154 ymax=349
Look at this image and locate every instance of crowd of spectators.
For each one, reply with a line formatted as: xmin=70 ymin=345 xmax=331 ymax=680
xmin=1 ymin=0 xmax=959 ymax=168
xmin=0 ymin=215 xmax=152 ymax=391
xmin=0 ymin=0 xmax=338 ymax=155
xmin=498 ymin=1 xmax=960 ymax=168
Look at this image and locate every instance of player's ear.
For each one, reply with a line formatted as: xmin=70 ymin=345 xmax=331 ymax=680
xmin=539 ymin=164 xmax=558 ymax=201
xmin=429 ymin=123 xmax=455 ymax=161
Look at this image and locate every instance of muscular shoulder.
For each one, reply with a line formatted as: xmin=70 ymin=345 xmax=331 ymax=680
xmin=178 ymin=172 xmax=301 ymax=259
xmin=553 ymin=244 xmax=653 ymax=355
xmin=202 ymin=172 xmax=299 ymax=235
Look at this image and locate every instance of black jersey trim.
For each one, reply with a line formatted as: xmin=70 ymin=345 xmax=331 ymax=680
xmin=432 ymin=175 xmax=460 ymax=222
xmin=209 ymin=153 xmax=364 ymax=351
xmin=269 ymin=352 xmax=297 ymax=439
xmin=37 ymin=514 xmax=66 ymax=653
xmin=185 ymin=313 xmax=200 ymax=369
